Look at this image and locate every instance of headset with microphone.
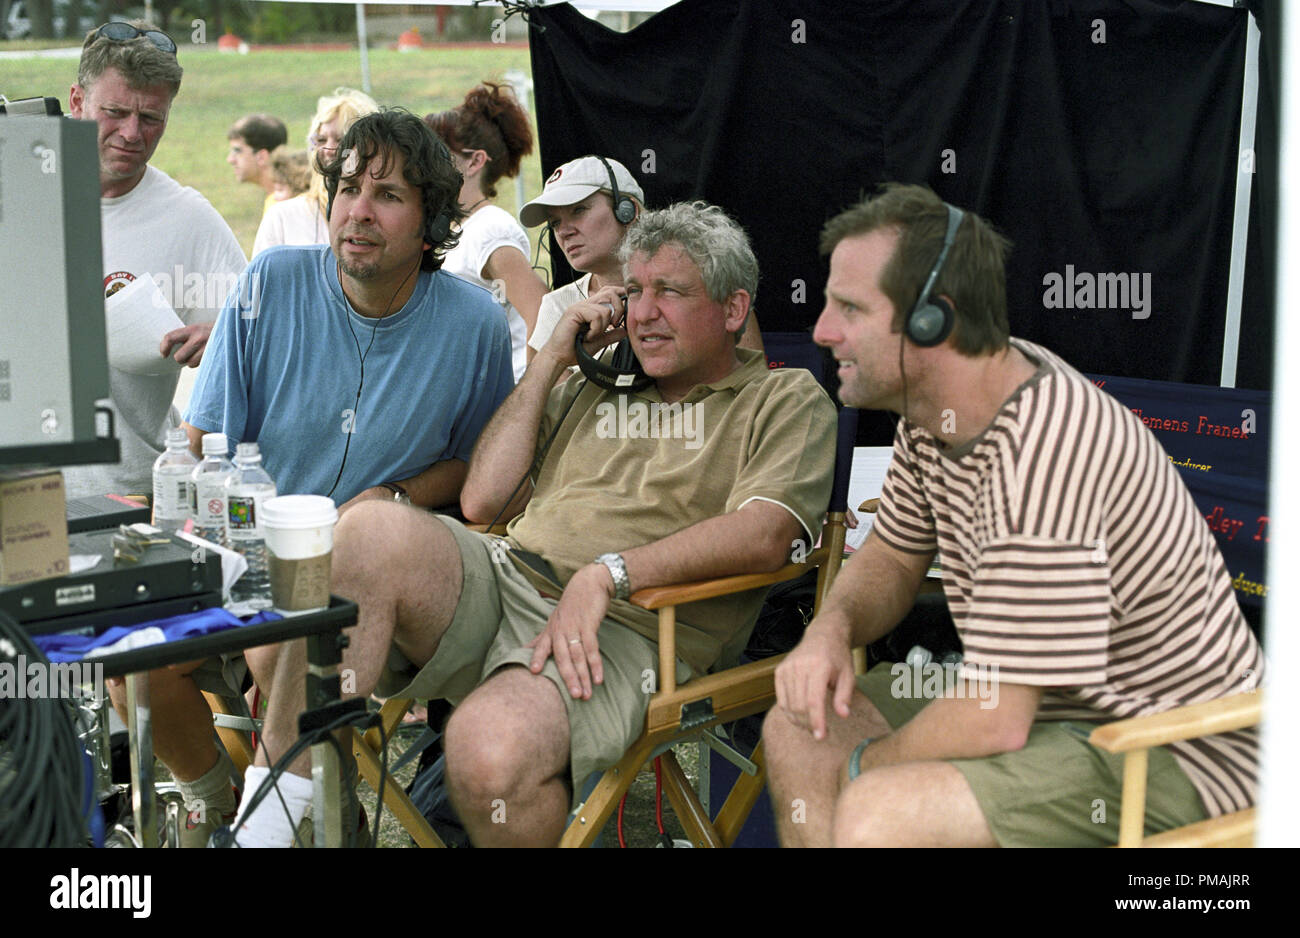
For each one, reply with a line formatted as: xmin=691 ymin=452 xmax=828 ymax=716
xmin=573 ymin=295 xmax=653 ymax=393
xmin=904 ymin=203 xmax=965 ymax=347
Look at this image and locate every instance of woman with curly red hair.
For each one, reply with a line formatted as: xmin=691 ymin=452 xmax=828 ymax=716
xmin=426 ymin=83 xmax=548 ymax=381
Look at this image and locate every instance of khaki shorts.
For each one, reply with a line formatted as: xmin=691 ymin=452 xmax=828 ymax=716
xmin=376 ymin=514 xmax=690 ymax=800
xmin=855 ymin=663 xmax=1209 ymax=846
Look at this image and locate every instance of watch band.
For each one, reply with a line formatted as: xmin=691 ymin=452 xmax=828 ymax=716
xmin=595 ymin=552 xmax=630 ymax=600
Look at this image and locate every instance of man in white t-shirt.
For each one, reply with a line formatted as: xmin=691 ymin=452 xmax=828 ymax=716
xmin=64 ymin=21 xmax=247 ymax=500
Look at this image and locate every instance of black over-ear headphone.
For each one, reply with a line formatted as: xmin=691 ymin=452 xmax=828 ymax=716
xmin=905 ymin=203 xmax=964 ymax=347
xmin=425 ymin=209 xmax=453 ymax=246
xmin=596 ymin=155 xmax=638 ymax=225
xmin=574 ymin=295 xmax=653 ymax=393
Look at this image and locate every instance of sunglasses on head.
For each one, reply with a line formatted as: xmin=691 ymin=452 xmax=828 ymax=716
xmin=89 ymin=22 xmax=178 ymax=56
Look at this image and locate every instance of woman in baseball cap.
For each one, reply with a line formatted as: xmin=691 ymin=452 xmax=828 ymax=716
xmin=518 ymin=155 xmax=645 ymax=355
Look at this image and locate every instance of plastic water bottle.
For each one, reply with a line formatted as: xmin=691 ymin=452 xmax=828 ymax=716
xmin=225 ymin=442 xmax=277 ymax=609
xmin=191 ymin=433 xmax=235 ymax=546
xmin=152 ymin=428 xmax=196 ymax=532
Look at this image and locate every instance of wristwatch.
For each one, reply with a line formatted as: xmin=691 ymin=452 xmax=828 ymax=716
xmin=380 ymin=482 xmax=411 ymax=506
xmin=595 ymin=552 xmax=630 ymax=600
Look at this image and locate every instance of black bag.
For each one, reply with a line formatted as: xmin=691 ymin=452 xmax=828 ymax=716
xmin=403 ymin=699 xmax=471 ymax=847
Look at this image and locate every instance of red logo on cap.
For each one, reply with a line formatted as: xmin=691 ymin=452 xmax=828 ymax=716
xmin=546 ymin=167 xmax=563 ymax=184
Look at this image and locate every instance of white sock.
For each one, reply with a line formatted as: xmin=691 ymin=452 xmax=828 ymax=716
xmin=233 ymin=766 xmax=313 ymax=848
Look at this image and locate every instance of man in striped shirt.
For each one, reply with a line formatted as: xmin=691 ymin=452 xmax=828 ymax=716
xmin=764 ymin=184 xmax=1264 ymax=847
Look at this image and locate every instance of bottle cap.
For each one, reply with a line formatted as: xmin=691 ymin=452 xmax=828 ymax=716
xmin=235 ymin=442 xmax=262 ymax=462
xmin=165 ymin=427 xmax=188 ymax=448
xmin=201 ymin=432 xmax=229 ymax=456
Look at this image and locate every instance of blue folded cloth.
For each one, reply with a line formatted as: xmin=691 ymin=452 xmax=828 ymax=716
xmin=32 ymin=609 xmax=283 ymax=662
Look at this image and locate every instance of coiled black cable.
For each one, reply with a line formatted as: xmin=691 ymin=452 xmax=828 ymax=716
xmin=0 ymin=609 xmax=91 ymax=847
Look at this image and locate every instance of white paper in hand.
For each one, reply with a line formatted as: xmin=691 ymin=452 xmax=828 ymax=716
xmin=105 ymin=274 xmax=185 ymax=375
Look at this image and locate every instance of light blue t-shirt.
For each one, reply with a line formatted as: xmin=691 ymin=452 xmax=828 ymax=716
xmin=185 ymin=245 xmax=514 ymax=505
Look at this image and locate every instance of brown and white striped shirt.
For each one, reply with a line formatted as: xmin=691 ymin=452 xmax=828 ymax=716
xmin=872 ymin=338 xmax=1264 ymax=817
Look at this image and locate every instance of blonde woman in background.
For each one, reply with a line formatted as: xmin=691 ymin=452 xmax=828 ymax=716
xmin=253 ymin=87 xmax=379 ymax=255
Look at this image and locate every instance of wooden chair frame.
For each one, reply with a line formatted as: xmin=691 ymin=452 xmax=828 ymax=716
xmin=1088 ymin=690 xmax=1262 ymax=847
xmin=352 ymin=700 xmax=447 ymax=848
xmin=560 ymin=513 xmax=849 ymax=848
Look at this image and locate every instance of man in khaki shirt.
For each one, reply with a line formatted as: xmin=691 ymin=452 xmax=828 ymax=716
xmin=233 ymin=201 xmax=836 ymax=848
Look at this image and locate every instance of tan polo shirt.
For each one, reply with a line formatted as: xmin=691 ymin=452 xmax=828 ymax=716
xmin=505 ymin=348 xmax=837 ymax=673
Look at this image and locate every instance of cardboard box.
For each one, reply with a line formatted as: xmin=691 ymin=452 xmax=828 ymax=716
xmin=0 ymin=470 xmax=70 ymax=586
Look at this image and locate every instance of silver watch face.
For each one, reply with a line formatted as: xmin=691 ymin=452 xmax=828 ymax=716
xmin=596 ymin=553 xmax=629 ymax=598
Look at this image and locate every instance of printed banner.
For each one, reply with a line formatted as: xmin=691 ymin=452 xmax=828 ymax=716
xmin=1088 ymin=374 xmax=1271 ymax=607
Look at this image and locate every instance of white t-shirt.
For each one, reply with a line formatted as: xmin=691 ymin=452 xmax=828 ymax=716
xmin=253 ymin=193 xmax=329 ymax=255
xmin=62 ymin=165 xmax=247 ymax=498
xmin=528 ymin=273 xmax=593 ymax=353
xmin=440 ymin=205 xmax=530 ymax=381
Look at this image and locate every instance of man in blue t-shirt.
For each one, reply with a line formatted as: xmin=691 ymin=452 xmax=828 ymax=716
xmin=149 ymin=110 xmax=512 ymax=846
xmin=185 ymin=111 xmax=513 ymax=509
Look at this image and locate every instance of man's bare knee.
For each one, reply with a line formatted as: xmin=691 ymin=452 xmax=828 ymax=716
xmin=832 ymin=762 xmax=995 ymax=848
xmin=444 ymin=669 xmax=568 ymax=805
xmin=331 ymin=501 xmax=408 ymax=590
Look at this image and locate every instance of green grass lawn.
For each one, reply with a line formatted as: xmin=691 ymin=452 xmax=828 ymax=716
xmin=2 ymin=45 xmax=542 ymax=258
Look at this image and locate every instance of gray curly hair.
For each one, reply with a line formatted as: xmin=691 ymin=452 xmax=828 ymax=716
xmin=619 ymin=201 xmax=758 ymax=309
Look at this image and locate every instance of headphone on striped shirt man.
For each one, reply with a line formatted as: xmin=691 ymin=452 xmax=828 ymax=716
xmin=904 ymin=203 xmax=965 ymax=347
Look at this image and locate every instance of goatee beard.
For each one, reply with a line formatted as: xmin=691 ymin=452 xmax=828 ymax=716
xmin=338 ymin=256 xmax=379 ymax=281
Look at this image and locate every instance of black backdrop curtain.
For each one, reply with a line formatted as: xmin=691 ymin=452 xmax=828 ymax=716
xmin=527 ymin=0 xmax=1272 ymax=442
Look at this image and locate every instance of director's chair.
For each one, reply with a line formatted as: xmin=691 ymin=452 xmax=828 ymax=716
xmin=561 ymin=406 xmax=861 ymax=847
xmin=1089 ymin=690 xmax=1263 ymax=847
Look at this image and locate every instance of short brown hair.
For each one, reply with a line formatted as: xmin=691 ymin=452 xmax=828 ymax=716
xmin=78 ymin=21 xmax=183 ymax=97
xmin=819 ymin=183 xmax=1012 ymax=355
xmin=229 ymin=114 xmax=287 ymax=153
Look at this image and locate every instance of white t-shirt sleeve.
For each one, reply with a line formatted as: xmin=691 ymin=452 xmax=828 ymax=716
xmin=530 ymin=292 xmax=566 ymax=352
xmin=463 ymin=209 xmax=531 ymax=281
xmin=528 ymin=277 xmax=588 ymax=351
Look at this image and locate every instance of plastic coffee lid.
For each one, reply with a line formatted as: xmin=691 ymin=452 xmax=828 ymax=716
xmin=262 ymin=494 xmax=339 ymax=529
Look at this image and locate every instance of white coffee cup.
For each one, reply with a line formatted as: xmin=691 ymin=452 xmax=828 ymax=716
xmin=262 ymin=495 xmax=338 ymax=615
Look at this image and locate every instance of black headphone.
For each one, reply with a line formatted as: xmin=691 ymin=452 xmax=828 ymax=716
xmin=596 ymin=155 xmax=638 ymax=225
xmin=574 ymin=295 xmax=652 ymax=393
xmin=426 ymin=209 xmax=453 ymax=246
xmin=905 ymin=203 xmax=964 ymax=347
